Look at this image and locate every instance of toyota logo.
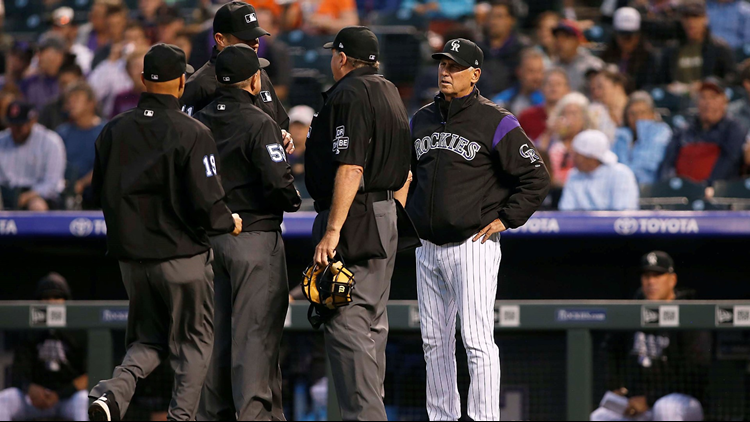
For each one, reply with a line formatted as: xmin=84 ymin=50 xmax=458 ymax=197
xmin=614 ymin=218 xmax=639 ymax=235
xmin=69 ymin=218 xmax=94 ymax=237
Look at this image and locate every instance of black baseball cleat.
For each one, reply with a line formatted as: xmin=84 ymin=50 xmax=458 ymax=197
xmin=89 ymin=391 xmax=121 ymax=421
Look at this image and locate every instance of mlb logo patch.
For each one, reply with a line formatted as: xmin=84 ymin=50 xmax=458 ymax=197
xmin=339 ymin=43 xmax=344 ymax=49
xmin=369 ymin=55 xmax=376 ymax=60
xmin=217 ymin=104 xmax=226 ymax=111
xmin=245 ymin=13 xmax=256 ymax=23
xmin=144 ymin=110 xmax=154 ymax=117
xmin=223 ymin=76 xmax=230 ymax=82
xmin=151 ymin=74 xmax=159 ymax=80
xmin=260 ymin=91 xmax=272 ymax=102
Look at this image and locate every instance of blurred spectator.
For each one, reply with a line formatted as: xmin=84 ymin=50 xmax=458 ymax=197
xmin=45 ymin=7 xmax=94 ymax=74
xmin=76 ymin=0 xmax=119 ymax=54
xmin=552 ymin=19 xmax=604 ymax=92
xmin=591 ymin=252 xmax=710 ymax=422
xmin=538 ymin=92 xmax=594 ymax=186
xmin=39 ymin=62 xmax=85 ymax=130
xmin=174 ymin=30 xmax=194 ymax=64
xmin=612 ymin=91 xmax=672 ymax=185
xmin=292 ymin=0 xmax=359 ymax=34
xmin=110 ymin=48 xmax=147 ymax=117
xmin=533 ymin=11 xmax=561 ymax=65
xmin=492 ymin=48 xmax=544 ymax=115
xmin=288 ymin=105 xmax=314 ymax=198
xmin=0 ymin=41 xmax=34 ymax=89
xmin=480 ymin=0 xmax=530 ymax=97
xmin=0 ymin=273 xmax=88 ymax=421
xmin=518 ymin=67 xmax=570 ymax=140
xmin=252 ymin=0 xmax=302 ymax=30
xmin=155 ymin=5 xmax=185 ymax=44
xmin=589 ymin=69 xmax=628 ymax=138
xmin=662 ymin=78 xmax=746 ymax=185
xmin=633 ymin=0 xmax=682 ymax=47
xmin=744 ymin=140 xmax=750 ymax=176
xmin=706 ymin=0 xmax=750 ymax=49
xmin=56 ymin=82 xmax=105 ymax=203
xmin=559 ymin=129 xmax=639 ymax=211
xmin=0 ymin=84 xmax=21 ymax=130
xmin=19 ymin=36 xmax=69 ymax=110
xmin=257 ymin=8 xmax=291 ymax=102
xmin=134 ymin=0 xmax=165 ymax=42
xmin=399 ymin=0 xmax=474 ymax=21
xmin=601 ymin=7 xmax=658 ymax=90
xmin=660 ymin=0 xmax=735 ymax=91
xmin=0 ymin=101 xmax=65 ymax=211
xmin=728 ymin=59 xmax=750 ymax=133
xmin=90 ymin=2 xmax=130 ymax=71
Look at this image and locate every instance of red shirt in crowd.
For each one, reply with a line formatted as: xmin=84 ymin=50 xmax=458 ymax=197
xmin=518 ymin=105 xmax=548 ymax=141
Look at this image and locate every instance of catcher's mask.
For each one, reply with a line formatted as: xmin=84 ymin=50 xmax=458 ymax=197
xmin=302 ymin=261 xmax=356 ymax=310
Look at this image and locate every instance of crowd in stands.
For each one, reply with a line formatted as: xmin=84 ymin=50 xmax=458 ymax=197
xmin=0 ymin=0 xmax=749 ymax=212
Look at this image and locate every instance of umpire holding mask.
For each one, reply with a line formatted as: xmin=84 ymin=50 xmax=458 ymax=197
xmin=194 ymin=44 xmax=301 ymax=421
xmin=305 ymin=26 xmax=413 ymax=420
xmin=87 ymin=44 xmax=242 ymax=422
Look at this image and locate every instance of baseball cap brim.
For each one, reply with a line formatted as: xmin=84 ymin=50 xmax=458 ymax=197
xmin=232 ymin=26 xmax=271 ymax=42
xmin=699 ymin=81 xmax=725 ymax=95
xmin=323 ymin=41 xmax=334 ymax=49
xmin=259 ymin=58 xmax=270 ymax=68
xmin=642 ymin=265 xmax=671 ymax=274
xmin=431 ymin=52 xmax=473 ymax=68
xmin=186 ymin=63 xmax=195 ymax=74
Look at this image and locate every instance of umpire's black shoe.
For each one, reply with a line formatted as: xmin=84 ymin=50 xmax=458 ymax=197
xmin=89 ymin=391 xmax=121 ymax=421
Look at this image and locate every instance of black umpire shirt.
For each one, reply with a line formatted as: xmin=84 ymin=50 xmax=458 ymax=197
xmin=195 ymin=87 xmax=301 ymax=232
xmin=305 ymin=67 xmax=411 ymax=203
xmin=92 ymin=93 xmax=236 ymax=261
xmin=182 ymin=47 xmax=290 ymax=130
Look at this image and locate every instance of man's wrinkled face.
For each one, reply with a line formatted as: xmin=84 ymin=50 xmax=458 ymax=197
xmin=641 ymin=271 xmax=677 ymax=301
xmin=438 ymin=58 xmax=479 ymax=98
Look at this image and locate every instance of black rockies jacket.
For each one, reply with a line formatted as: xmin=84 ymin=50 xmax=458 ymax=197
xmin=92 ymin=93 xmax=236 ymax=261
xmin=195 ymin=87 xmax=301 ymax=232
xmin=182 ymin=47 xmax=290 ymax=130
xmin=407 ymin=89 xmax=550 ymax=245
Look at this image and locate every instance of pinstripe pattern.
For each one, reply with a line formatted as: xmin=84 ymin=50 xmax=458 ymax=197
xmin=416 ymin=235 xmax=502 ymax=421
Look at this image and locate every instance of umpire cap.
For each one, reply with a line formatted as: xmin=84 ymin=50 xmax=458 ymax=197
xmin=641 ymin=251 xmax=675 ymax=274
xmin=432 ymin=38 xmax=484 ymax=69
xmin=143 ymin=43 xmax=194 ymax=82
xmin=323 ymin=26 xmax=379 ymax=63
xmin=213 ymin=1 xmax=270 ymax=41
xmin=215 ymin=44 xmax=269 ymax=84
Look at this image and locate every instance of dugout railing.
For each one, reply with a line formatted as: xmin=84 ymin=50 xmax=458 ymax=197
xmin=0 ymin=300 xmax=747 ymax=421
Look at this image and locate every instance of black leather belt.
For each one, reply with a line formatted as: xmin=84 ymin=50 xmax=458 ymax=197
xmin=315 ymin=191 xmax=394 ymax=213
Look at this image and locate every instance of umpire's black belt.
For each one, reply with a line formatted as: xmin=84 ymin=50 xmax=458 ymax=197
xmin=314 ymin=191 xmax=394 ymax=213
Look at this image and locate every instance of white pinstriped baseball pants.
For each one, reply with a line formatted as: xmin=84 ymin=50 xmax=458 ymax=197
xmin=416 ymin=235 xmax=502 ymax=421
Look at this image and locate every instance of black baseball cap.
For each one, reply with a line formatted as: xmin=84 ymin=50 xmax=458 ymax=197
xmin=143 ymin=43 xmax=194 ymax=82
xmin=213 ymin=1 xmax=270 ymax=42
xmin=699 ymin=76 xmax=726 ymax=95
xmin=641 ymin=251 xmax=675 ymax=274
xmin=680 ymin=0 xmax=706 ymax=17
xmin=35 ymin=272 xmax=72 ymax=301
xmin=216 ymin=44 xmax=269 ymax=84
xmin=432 ymin=38 xmax=484 ymax=69
xmin=323 ymin=26 xmax=379 ymax=62
xmin=6 ymin=101 xmax=36 ymax=125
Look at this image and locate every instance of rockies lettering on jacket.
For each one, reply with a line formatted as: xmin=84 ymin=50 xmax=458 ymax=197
xmin=406 ymin=89 xmax=550 ymax=245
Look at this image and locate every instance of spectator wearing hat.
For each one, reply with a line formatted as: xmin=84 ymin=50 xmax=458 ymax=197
xmin=479 ymin=0 xmax=531 ymax=97
xmin=288 ymin=105 xmax=315 ymax=199
xmin=44 ymin=7 xmax=94 ymax=74
xmin=0 ymin=273 xmax=89 ymax=421
xmin=707 ymin=0 xmax=750 ymax=49
xmin=591 ymin=252 xmax=710 ymax=422
xmin=559 ymin=129 xmax=639 ymax=211
xmin=19 ymin=36 xmax=70 ymax=110
xmin=0 ymin=101 xmax=66 ymax=211
xmin=613 ymin=91 xmax=672 ymax=185
xmin=601 ymin=7 xmax=659 ymax=90
xmin=659 ymin=0 xmax=735 ymax=91
xmin=56 ymin=82 xmax=106 ymax=207
xmin=492 ymin=48 xmax=545 ymax=116
xmin=518 ymin=67 xmax=570 ymax=141
xmin=39 ymin=63 xmax=85 ymax=131
xmin=662 ymin=78 xmax=745 ymax=186
xmin=552 ymin=19 xmax=604 ymax=92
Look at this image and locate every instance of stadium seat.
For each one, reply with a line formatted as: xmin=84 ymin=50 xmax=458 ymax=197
xmin=711 ymin=178 xmax=750 ymax=210
xmin=640 ymin=178 xmax=706 ymax=210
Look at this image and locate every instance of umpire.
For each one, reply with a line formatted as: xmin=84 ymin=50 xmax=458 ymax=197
xmin=194 ymin=44 xmax=301 ymax=421
xmin=182 ymin=2 xmax=289 ymax=131
xmin=87 ymin=44 xmax=242 ymax=422
xmin=305 ymin=26 xmax=412 ymax=420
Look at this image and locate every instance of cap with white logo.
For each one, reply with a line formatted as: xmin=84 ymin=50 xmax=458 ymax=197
xmin=213 ymin=1 xmax=270 ymax=42
xmin=215 ymin=44 xmax=270 ymax=85
xmin=143 ymin=43 xmax=194 ymax=83
xmin=323 ymin=26 xmax=379 ymax=63
xmin=432 ymin=38 xmax=484 ymax=69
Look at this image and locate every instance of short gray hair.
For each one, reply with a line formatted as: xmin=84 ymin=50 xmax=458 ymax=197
xmin=547 ymin=92 xmax=593 ymax=130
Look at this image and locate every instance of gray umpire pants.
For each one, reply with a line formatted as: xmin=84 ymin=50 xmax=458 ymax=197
xmin=197 ymin=231 xmax=289 ymax=421
xmin=89 ymin=251 xmax=215 ymax=421
xmin=312 ymin=199 xmax=398 ymax=421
